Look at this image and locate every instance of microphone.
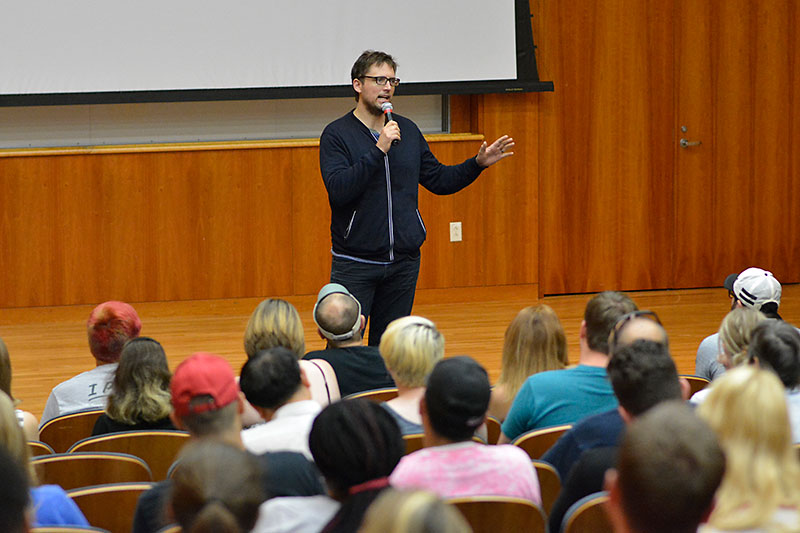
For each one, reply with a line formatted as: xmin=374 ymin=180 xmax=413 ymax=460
xmin=381 ymin=102 xmax=400 ymax=145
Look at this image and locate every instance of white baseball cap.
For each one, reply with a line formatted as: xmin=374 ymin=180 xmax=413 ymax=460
xmin=732 ymin=267 xmax=781 ymax=311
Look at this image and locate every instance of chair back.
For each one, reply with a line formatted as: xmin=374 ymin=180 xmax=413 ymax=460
xmin=67 ymin=482 xmax=154 ymax=533
xmin=447 ymin=496 xmax=546 ymax=533
xmin=511 ymin=424 xmax=572 ymax=460
xmin=33 ymin=452 xmax=152 ymax=490
xmin=562 ymin=492 xmax=611 ymax=533
xmin=485 ymin=416 xmax=502 ymax=445
xmin=30 ymin=526 xmax=111 ymax=533
xmin=155 ymin=526 xmax=181 ymax=533
xmin=343 ymin=387 xmax=399 ymax=403
xmin=67 ymin=430 xmax=189 ymax=480
xmin=39 ymin=409 xmax=105 ymax=453
xmin=402 ymin=433 xmax=425 ymax=455
xmin=532 ymin=460 xmax=561 ymax=516
xmin=680 ymin=375 xmax=710 ymax=396
xmin=29 ymin=440 xmax=56 ymax=457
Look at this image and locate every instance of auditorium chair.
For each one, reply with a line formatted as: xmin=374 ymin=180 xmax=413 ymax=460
xmin=447 ymin=496 xmax=546 ymax=533
xmin=532 ymin=459 xmax=561 ymax=516
xmin=561 ymin=491 xmax=612 ymax=533
xmin=510 ymin=424 xmax=572 ymax=460
xmin=38 ymin=409 xmax=105 ymax=453
xmin=343 ymin=387 xmax=399 ymax=403
xmin=32 ymin=452 xmax=152 ymax=490
xmin=67 ymin=482 xmax=154 ymax=532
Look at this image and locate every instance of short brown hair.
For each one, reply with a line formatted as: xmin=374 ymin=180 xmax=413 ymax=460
xmin=351 ymin=50 xmax=397 ymax=101
xmin=584 ymin=291 xmax=637 ymax=354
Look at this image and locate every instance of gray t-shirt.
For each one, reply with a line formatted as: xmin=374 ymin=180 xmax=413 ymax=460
xmin=40 ymin=363 xmax=117 ymax=428
xmin=694 ymin=333 xmax=725 ymax=381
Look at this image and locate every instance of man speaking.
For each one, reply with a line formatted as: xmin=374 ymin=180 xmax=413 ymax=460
xmin=319 ymin=50 xmax=514 ymax=346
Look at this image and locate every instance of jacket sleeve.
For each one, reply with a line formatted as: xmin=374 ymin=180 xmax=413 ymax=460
xmin=319 ymin=125 xmax=386 ymax=208
xmin=417 ymin=134 xmax=484 ymax=195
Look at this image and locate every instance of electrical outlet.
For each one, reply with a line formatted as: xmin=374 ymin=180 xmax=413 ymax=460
xmin=449 ymin=222 xmax=462 ymax=242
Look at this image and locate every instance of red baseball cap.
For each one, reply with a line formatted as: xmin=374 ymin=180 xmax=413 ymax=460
xmin=171 ymin=352 xmax=239 ymax=417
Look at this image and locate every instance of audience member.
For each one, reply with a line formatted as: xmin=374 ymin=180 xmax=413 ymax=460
xmin=542 ymin=310 xmax=671 ymax=480
xmin=171 ymin=440 xmax=264 ymax=533
xmin=310 ymin=398 xmax=405 ymax=533
xmin=747 ymin=319 xmax=800 ymax=442
xmin=244 ymin=298 xmax=339 ymax=406
xmin=303 ymin=283 xmax=395 ymax=396
xmin=0 ymin=446 xmax=30 ymax=533
xmin=359 ymin=489 xmax=471 ymax=533
xmin=41 ymin=300 xmax=142 ymax=426
xmin=547 ymin=339 xmax=685 ymax=533
xmin=240 ymin=347 xmax=320 ymax=459
xmin=697 ymin=365 xmax=800 ymax=531
xmin=695 ymin=267 xmax=782 ymax=380
xmin=0 ymin=391 xmax=89 ymax=528
xmin=500 ymin=291 xmax=636 ymax=442
xmin=0 ymin=337 xmax=38 ymax=439
xmin=379 ymin=316 xmax=444 ymax=434
xmin=132 ymin=352 xmax=324 ymax=533
xmin=605 ymin=401 xmax=725 ymax=533
xmin=92 ymin=337 xmax=175 ymax=435
xmin=487 ymin=304 xmax=567 ymax=422
xmin=690 ymin=307 xmax=766 ymax=404
xmin=391 ymin=356 xmax=540 ymax=503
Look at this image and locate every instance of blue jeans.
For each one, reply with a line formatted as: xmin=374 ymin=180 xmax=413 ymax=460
xmin=330 ymin=255 xmax=421 ymax=346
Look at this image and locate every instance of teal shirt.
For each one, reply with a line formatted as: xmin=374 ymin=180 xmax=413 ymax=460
xmin=501 ymin=365 xmax=618 ymax=441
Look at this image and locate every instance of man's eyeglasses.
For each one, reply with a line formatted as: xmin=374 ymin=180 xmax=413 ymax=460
xmin=608 ymin=310 xmax=662 ymax=354
xmin=361 ymin=75 xmax=401 ymax=87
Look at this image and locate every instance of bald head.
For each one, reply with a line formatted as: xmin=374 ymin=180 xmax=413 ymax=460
xmin=315 ymin=293 xmax=361 ymax=343
xmin=614 ymin=318 xmax=668 ymax=351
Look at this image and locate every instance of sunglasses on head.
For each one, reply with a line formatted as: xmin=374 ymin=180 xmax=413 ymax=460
xmin=609 ymin=310 xmax=662 ymax=354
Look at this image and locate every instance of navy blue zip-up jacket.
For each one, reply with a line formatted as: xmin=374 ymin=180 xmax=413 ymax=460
xmin=319 ymin=111 xmax=484 ymax=262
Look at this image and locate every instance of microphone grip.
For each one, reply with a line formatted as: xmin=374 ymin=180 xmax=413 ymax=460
xmin=384 ymin=111 xmax=400 ymax=146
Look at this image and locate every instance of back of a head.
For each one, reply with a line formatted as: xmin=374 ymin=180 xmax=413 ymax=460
xmin=617 ymin=401 xmax=724 ymax=533
xmin=607 ymin=339 xmax=681 ymax=417
xmin=499 ymin=305 xmax=567 ymax=395
xmin=732 ymin=267 xmax=782 ymax=318
xmin=314 ymin=285 xmax=362 ymax=344
xmin=584 ymin=291 xmax=638 ymax=354
xmin=747 ymin=319 xmax=800 ymax=388
xmin=379 ymin=316 xmax=444 ymax=388
xmin=425 ymin=356 xmax=491 ymax=442
xmin=0 ymin=446 xmax=29 ymax=533
xmin=717 ymin=307 xmax=767 ymax=368
xmin=171 ymin=353 xmax=241 ymax=437
xmin=309 ymin=398 xmax=404 ymax=532
xmin=87 ymin=300 xmax=142 ymax=364
xmin=171 ymin=440 xmax=264 ymax=533
xmin=360 ymin=489 xmax=471 ymax=533
xmin=107 ymin=336 xmax=172 ymax=425
xmin=244 ymin=298 xmax=305 ymax=358
xmin=239 ymin=347 xmax=301 ymax=410
xmin=0 ymin=337 xmax=12 ymax=398
xmin=697 ymin=365 xmax=800 ymax=529
xmin=0 ymin=391 xmax=35 ymax=484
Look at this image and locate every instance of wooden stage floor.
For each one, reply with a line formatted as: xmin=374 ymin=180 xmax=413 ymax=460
xmin=2 ymin=284 xmax=799 ymax=420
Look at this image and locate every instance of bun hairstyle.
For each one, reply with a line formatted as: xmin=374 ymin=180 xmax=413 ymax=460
xmin=170 ymin=440 xmax=264 ymax=533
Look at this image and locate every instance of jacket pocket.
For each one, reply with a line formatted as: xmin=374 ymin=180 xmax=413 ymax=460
xmin=416 ymin=209 xmax=427 ymax=236
xmin=344 ymin=210 xmax=357 ymax=240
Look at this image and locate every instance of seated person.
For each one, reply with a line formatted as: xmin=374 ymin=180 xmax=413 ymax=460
xmin=0 ymin=337 xmax=38 ymax=439
xmin=41 ymin=300 xmax=142 ymax=426
xmin=240 ymin=347 xmax=321 ymax=460
xmin=605 ymin=402 xmax=725 ymax=533
xmin=379 ymin=316 xmax=444 ymax=435
xmin=390 ymin=356 xmax=541 ymax=503
xmin=500 ymin=291 xmax=636 ymax=442
xmin=92 ymin=337 xmax=176 ymax=435
xmin=303 ymin=283 xmax=395 ymax=397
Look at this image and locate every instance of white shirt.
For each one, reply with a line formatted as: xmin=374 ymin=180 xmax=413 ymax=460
xmin=40 ymin=363 xmax=118 ymax=428
xmin=241 ymin=400 xmax=321 ymax=460
xmin=253 ymin=496 xmax=340 ymax=533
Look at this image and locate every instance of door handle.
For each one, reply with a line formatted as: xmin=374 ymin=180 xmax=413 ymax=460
xmin=679 ymin=138 xmax=702 ymax=148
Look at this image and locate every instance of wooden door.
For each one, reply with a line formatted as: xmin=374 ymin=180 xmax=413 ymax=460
xmin=538 ymin=0 xmax=675 ymax=294
xmin=674 ymin=0 xmax=800 ymax=287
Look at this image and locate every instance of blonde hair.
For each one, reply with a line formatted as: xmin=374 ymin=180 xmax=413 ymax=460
xmin=0 ymin=391 xmax=37 ymax=484
xmin=697 ymin=365 xmax=800 ymax=530
xmin=0 ymin=337 xmax=13 ymax=400
xmin=717 ymin=308 xmax=767 ymax=368
xmin=497 ymin=305 xmax=567 ymax=399
xmin=243 ymin=299 xmax=305 ymax=359
xmin=106 ymin=338 xmax=172 ymax=425
xmin=360 ymin=489 xmax=471 ymax=533
xmin=379 ymin=316 xmax=444 ymax=388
